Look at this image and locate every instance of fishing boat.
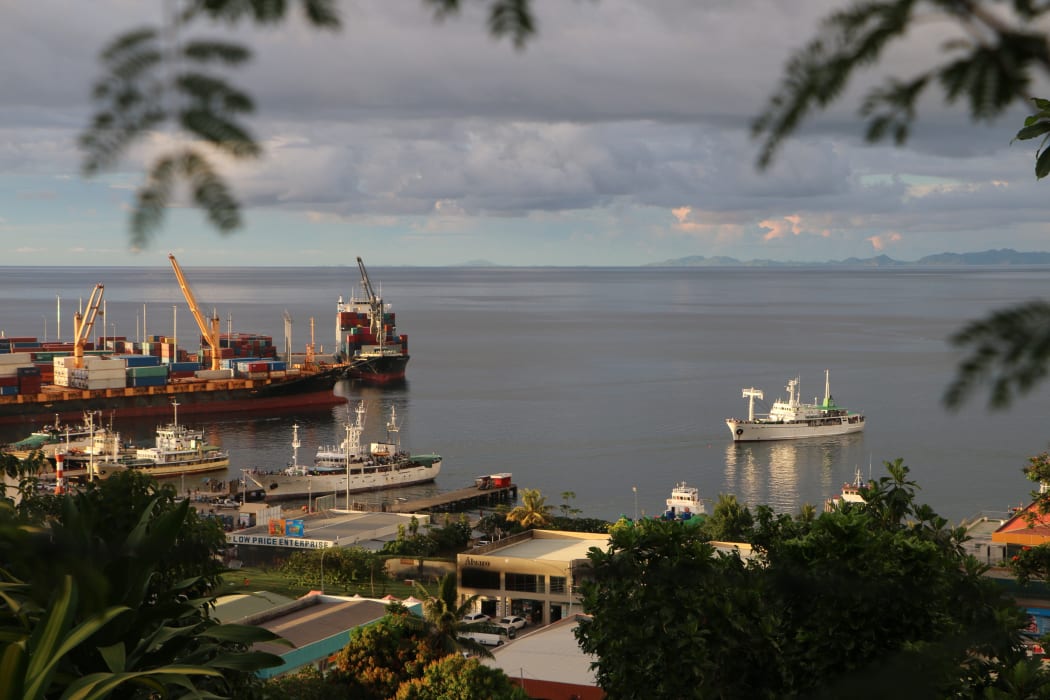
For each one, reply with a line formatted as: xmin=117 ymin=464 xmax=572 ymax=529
xmin=663 ymin=482 xmax=705 ymax=521
xmin=244 ymin=404 xmax=441 ymax=501
xmin=63 ymin=402 xmax=229 ymax=478
xmin=726 ymin=370 xmax=865 ymax=442
xmin=334 ymin=257 xmax=409 ymax=384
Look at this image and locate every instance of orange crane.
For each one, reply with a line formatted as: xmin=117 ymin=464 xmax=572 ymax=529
xmin=168 ymin=254 xmax=222 ymax=371
xmin=72 ymin=283 xmax=104 ymax=369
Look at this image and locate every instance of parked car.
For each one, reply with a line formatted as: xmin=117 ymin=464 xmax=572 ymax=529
xmin=461 ymin=612 xmax=490 ymax=624
xmin=498 ymin=615 xmax=527 ymax=630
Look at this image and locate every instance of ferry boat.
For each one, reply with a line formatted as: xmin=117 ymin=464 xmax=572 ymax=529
xmin=663 ymin=482 xmax=705 ymax=521
xmin=334 ymin=257 xmax=410 ymax=384
xmin=726 ymin=370 xmax=865 ymax=442
xmin=243 ymin=404 xmax=441 ymax=501
xmin=63 ymin=402 xmax=229 ymax=478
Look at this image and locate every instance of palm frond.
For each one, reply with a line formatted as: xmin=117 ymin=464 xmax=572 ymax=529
xmin=943 ymin=300 xmax=1050 ymax=410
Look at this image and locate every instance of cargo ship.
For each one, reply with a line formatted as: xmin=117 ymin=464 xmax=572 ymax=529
xmin=334 ymin=257 xmax=410 ymax=384
xmin=0 ymin=348 xmax=346 ymax=427
xmin=0 ymin=257 xmax=346 ymax=427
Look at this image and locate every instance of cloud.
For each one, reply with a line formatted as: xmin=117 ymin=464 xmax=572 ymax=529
xmin=867 ymin=232 xmax=903 ymax=252
xmin=759 ymin=215 xmax=803 ymax=241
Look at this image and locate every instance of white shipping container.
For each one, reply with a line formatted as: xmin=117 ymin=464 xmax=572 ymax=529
xmin=195 ymin=369 xmax=234 ymax=380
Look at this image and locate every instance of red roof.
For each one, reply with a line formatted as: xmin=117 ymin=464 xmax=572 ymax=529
xmin=993 ymin=501 xmax=1050 ymax=545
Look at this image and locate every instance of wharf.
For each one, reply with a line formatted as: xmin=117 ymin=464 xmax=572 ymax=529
xmin=385 ymin=483 xmax=517 ymax=515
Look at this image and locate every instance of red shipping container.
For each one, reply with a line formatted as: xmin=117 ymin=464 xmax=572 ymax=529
xmin=19 ymin=377 xmax=41 ymax=393
xmin=0 ymin=376 xmax=17 ymax=387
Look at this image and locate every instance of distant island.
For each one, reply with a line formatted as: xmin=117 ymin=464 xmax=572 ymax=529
xmin=646 ymin=249 xmax=1050 ymax=268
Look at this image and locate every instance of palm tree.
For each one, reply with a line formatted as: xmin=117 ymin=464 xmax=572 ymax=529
xmin=411 ymin=573 xmax=494 ymax=659
xmin=506 ymin=488 xmax=553 ymax=529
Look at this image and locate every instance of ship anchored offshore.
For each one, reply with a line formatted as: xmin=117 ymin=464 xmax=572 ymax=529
xmin=725 ymin=370 xmax=865 ymax=442
xmin=0 ymin=255 xmax=348 ymax=426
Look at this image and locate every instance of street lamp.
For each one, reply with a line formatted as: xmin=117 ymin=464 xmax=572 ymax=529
xmin=632 ymin=486 xmax=638 ymax=520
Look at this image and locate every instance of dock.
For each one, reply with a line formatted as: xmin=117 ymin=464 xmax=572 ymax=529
xmin=384 ymin=483 xmax=517 ymax=514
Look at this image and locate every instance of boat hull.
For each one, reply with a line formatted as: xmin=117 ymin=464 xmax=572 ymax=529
xmin=727 ymin=417 xmax=865 ymax=442
xmin=346 ymin=354 xmax=410 ymax=385
xmin=243 ymin=455 xmax=441 ymax=501
xmin=0 ymin=367 xmax=346 ymax=426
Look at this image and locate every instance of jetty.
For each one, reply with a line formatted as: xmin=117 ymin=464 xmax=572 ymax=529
xmin=384 ymin=481 xmax=517 ymax=514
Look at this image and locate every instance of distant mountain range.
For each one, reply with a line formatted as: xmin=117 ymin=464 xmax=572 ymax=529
xmin=646 ymin=249 xmax=1050 ymax=268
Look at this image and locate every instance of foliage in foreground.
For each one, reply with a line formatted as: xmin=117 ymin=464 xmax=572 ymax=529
xmin=577 ymin=459 xmax=1042 ymax=699
xmin=0 ymin=465 xmax=286 ymax=699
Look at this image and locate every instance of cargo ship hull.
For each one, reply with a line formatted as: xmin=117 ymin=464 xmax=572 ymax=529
xmin=346 ymin=353 xmax=410 ymax=384
xmin=0 ymin=367 xmax=346 ymax=426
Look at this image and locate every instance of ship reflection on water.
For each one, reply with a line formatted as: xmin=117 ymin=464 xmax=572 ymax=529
xmin=724 ymin=432 xmax=868 ymax=514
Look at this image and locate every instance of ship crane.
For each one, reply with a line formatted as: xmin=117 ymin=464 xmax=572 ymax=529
xmin=72 ymin=283 xmax=104 ymax=369
xmin=356 ymin=256 xmax=385 ymax=349
xmin=168 ymin=254 xmax=222 ymax=371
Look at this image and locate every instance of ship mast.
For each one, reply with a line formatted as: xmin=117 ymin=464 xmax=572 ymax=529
xmin=742 ymin=388 xmax=764 ymax=421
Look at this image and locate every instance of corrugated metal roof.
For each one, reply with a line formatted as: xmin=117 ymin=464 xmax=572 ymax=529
xmin=484 ymin=615 xmax=598 ymax=688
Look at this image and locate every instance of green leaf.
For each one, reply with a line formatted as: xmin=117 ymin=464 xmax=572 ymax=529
xmin=1037 ymin=146 xmax=1050 ymax=179
xmin=61 ymin=667 xmax=224 ymax=700
xmin=1014 ymin=121 xmax=1050 ymax=141
xmin=0 ymin=643 xmax=27 ymax=700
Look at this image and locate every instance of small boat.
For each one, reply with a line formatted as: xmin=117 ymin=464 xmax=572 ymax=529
xmin=244 ymin=403 xmax=441 ymax=501
xmin=726 ymin=370 xmax=865 ymax=442
xmin=3 ymin=411 xmax=108 ymax=459
xmin=663 ymin=482 xmax=705 ymax=521
xmin=824 ymin=468 xmax=867 ymax=512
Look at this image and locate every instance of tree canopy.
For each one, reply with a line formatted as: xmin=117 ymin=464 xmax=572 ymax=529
xmin=0 ymin=467 xmax=286 ymax=699
xmin=576 ymin=460 xmax=1039 ymax=699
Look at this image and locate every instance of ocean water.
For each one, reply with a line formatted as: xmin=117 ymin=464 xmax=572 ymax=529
xmin=2 ymin=264 xmax=1049 ymax=523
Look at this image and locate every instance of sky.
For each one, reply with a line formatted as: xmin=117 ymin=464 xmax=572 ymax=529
xmin=3 ymin=1 xmax=1050 ymax=267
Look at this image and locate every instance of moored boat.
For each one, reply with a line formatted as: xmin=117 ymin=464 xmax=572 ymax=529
xmin=726 ymin=370 xmax=865 ymax=442
xmin=335 ymin=257 xmax=409 ymax=384
xmin=0 ymin=259 xmax=348 ymax=426
xmin=663 ymin=482 xmax=705 ymax=521
xmin=3 ymin=411 xmax=108 ymax=459
xmin=63 ymin=401 xmax=229 ymax=478
xmin=244 ymin=404 xmax=441 ymax=501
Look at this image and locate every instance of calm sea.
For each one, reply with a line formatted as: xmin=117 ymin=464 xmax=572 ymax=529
xmin=2 ymin=265 xmax=1049 ymax=523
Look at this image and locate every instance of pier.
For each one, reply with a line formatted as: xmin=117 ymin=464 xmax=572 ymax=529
xmin=384 ymin=482 xmax=517 ymax=515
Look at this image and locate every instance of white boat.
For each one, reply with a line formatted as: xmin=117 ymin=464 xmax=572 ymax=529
xmin=726 ymin=370 xmax=865 ymax=442
xmin=824 ymin=468 xmax=867 ymax=512
xmin=664 ymin=481 xmax=705 ymax=521
xmin=64 ymin=401 xmax=229 ymax=478
xmin=244 ymin=402 xmax=442 ymax=501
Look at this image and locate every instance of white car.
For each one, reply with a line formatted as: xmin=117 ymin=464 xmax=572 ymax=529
xmin=461 ymin=612 xmax=490 ymax=624
xmin=498 ymin=615 xmax=527 ymax=630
